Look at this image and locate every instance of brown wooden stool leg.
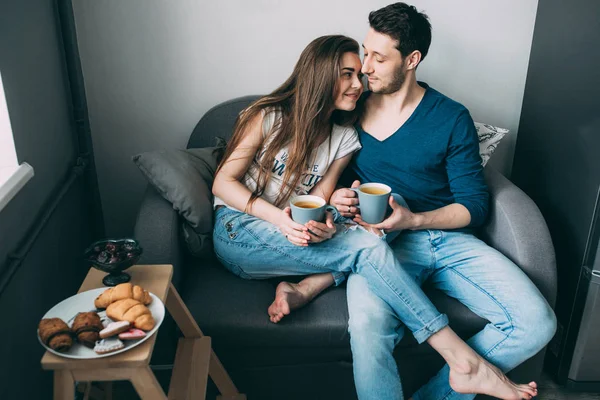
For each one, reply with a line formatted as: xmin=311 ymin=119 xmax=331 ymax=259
xmin=54 ymin=370 xmax=75 ymax=400
xmin=130 ymin=366 xmax=166 ymax=400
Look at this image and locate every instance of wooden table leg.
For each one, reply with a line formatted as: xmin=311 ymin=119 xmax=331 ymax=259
xmin=130 ymin=366 xmax=167 ymax=400
xmin=54 ymin=370 xmax=75 ymax=400
xmin=165 ymin=282 xmax=203 ymax=337
xmin=168 ymin=337 xmax=211 ymax=400
xmin=165 ymin=283 xmax=244 ymax=398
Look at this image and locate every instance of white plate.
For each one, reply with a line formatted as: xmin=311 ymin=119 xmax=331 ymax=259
xmin=38 ymin=288 xmax=165 ymax=359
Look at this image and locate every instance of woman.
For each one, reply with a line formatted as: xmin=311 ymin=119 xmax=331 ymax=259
xmin=212 ymin=35 xmax=537 ymax=400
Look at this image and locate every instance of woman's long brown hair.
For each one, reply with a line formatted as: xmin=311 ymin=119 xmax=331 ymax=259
xmin=217 ymin=35 xmax=361 ymax=210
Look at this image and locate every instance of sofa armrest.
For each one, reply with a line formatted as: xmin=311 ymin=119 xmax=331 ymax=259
xmin=480 ymin=167 xmax=557 ymax=306
xmin=133 ymin=185 xmax=185 ymax=289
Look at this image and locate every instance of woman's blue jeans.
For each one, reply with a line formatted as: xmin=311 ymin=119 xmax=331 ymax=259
xmin=213 ymin=205 xmax=449 ymax=344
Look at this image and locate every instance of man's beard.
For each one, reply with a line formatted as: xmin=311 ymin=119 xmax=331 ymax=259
xmin=370 ymin=61 xmax=407 ymax=94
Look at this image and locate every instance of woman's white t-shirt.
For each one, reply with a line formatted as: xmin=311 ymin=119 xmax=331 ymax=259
xmin=214 ymin=108 xmax=361 ymax=210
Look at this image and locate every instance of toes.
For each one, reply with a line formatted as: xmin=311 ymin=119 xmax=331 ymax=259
xmin=528 ymin=381 xmax=537 ymax=389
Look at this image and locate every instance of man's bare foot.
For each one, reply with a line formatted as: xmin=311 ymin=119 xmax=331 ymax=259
xmin=267 ymin=282 xmax=312 ymax=323
xmin=449 ymin=357 xmax=537 ymax=399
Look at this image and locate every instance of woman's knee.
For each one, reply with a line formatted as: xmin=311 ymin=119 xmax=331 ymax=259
xmin=347 ymin=275 xmax=399 ymax=340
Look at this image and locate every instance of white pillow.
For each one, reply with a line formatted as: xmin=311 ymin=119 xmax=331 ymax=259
xmin=474 ymin=122 xmax=508 ymax=166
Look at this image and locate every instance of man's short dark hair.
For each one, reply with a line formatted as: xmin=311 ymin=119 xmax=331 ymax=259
xmin=369 ymin=2 xmax=432 ymax=62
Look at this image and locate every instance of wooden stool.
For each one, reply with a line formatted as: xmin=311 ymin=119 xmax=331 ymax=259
xmin=41 ymin=264 xmax=245 ymax=400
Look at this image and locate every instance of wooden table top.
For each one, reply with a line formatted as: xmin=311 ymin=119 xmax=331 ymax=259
xmin=41 ymin=264 xmax=173 ymax=370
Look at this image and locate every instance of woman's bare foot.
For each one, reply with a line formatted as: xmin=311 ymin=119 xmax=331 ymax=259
xmin=267 ymin=273 xmax=334 ymax=323
xmin=268 ymin=282 xmax=307 ymax=323
xmin=449 ymin=357 xmax=538 ymax=399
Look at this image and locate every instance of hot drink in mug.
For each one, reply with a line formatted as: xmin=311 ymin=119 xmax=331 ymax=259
xmin=290 ymin=195 xmax=339 ymax=225
xmin=352 ymin=183 xmax=398 ymax=224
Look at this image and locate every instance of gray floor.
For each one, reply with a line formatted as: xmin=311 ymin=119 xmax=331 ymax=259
xmin=537 ymin=373 xmax=600 ymax=400
xmin=98 ymin=370 xmax=600 ymax=399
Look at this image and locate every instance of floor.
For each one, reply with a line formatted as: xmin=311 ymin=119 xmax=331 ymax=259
xmin=87 ymin=369 xmax=600 ymax=400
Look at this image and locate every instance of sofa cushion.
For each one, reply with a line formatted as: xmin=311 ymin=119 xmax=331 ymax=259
xmin=132 ymin=138 xmax=226 ymax=256
xmin=181 ymin=254 xmax=487 ymax=350
xmin=475 ymin=122 xmax=508 ymax=166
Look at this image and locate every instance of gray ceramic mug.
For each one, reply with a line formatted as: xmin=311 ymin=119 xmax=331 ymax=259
xmin=290 ymin=195 xmax=339 ymax=225
xmin=351 ymin=183 xmax=398 ymax=224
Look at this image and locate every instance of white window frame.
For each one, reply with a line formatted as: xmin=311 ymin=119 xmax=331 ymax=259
xmin=0 ymin=71 xmax=34 ymax=212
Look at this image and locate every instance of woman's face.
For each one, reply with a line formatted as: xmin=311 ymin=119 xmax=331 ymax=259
xmin=333 ymin=52 xmax=363 ymax=111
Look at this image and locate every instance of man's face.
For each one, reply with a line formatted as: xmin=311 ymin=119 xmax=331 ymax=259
xmin=362 ymin=28 xmax=407 ymax=94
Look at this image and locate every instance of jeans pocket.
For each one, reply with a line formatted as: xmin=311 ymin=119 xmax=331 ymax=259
xmin=215 ymin=208 xmax=244 ymax=240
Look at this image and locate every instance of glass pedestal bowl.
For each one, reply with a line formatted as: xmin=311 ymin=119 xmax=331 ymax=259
xmin=84 ymin=238 xmax=143 ymax=286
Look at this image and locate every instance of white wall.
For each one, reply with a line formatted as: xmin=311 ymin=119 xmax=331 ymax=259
xmin=73 ymin=0 xmax=538 ymax=236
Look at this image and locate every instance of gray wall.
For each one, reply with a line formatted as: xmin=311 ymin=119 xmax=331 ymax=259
xmin=0 ymin=1 xmax=93 ymax=398
xmin=73 ymin=0 xmax=539 ymax=236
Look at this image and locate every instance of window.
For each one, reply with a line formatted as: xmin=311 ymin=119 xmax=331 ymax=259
xmin=0 ymin=71 xmax=34 ymax=212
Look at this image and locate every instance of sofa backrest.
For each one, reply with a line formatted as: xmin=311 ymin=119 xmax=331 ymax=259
xmin=187 ymin=95 xmax=261 ymax=149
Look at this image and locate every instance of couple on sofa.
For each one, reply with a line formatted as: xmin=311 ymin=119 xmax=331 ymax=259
xmin=211 ymin=3 xmax=556 ymax=399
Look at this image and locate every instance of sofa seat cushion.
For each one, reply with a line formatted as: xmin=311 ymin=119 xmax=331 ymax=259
xmin=181 ymin=255 xmax=488 ymax=350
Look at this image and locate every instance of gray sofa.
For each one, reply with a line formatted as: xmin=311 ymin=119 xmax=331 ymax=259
xmin=134 ymin=95 xmax=557 ymax=399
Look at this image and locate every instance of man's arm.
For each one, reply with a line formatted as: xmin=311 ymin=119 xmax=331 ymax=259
xmin=359 ymin=200 xmax=471 ymax=231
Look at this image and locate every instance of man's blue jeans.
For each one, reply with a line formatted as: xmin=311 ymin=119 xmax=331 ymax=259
xmin=347 ymin=229 xmax=557 ymax=400
xmin=213 ymin=206 xmax=449 ymax=344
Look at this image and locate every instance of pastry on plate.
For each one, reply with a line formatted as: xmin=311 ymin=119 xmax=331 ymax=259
xmin=106 ymin=298 xmax=155 ymax=331
xmin=38 ymin=318 xmax=73 ymax=352
xmin=93 ymin=337 xmax=125 ymax=354
xmin=118 ymin=328 xmax=146 ymax=340
xmin=99 ymin=321 xmax=131 ymax=339
xmin=72 ymin=312 xmax=103 ymax=348
xmin=94 ymin=283 xmax=152 ymax=309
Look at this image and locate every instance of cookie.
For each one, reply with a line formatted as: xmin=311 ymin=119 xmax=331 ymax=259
xmin=118 ymin=328 xmax=146 ymax=340
xmin=93 ymin=337 xmax=125 ymax=354
xmin=99 ymin=321 xmax=131 ymax=339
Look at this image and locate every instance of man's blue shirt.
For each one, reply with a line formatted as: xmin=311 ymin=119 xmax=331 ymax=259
xmin=341 ymin=82 xmax=489 ymax=229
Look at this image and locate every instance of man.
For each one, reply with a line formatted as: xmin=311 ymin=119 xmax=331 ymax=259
xmin=330 ymin=3 xmax=557 ymax=399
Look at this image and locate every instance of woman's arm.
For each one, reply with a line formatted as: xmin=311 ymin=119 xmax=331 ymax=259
xmin=212 ymin=112 xmax=311 ymax=245
xmin=309 ymin=153 xmax=354 ymax=201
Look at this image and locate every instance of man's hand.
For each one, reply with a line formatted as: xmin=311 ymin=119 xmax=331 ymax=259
xmin=330 ymin=180 xmax=361 ymax=218
xmin=278 ymin=207 xmax=311 ymax=246
xmin=305 ymin=211 xmax=336 ymax=243
xmin=354 ymin=196 xmax=420 ymax=232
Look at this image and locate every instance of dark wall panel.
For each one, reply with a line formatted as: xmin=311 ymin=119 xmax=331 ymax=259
xmin=512 ymin=0 xmax=600 ymax=383
xmin=0 ymin=0 xmax=77 ymax=269
xmin=0 ymin=0 xmax=94 ymax=397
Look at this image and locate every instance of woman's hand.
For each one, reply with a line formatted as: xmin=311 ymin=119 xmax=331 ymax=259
xmin=278 ymin=207 xmax=311 ymax=246
xmin=330 ymin=180 xmax=361 ymax=218
xmin=305 ymin=211 xmax=336 ymax=243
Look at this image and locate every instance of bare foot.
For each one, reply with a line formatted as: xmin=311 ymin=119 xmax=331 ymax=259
xmin=449 ymin=357 xmax=537 ymax=399
xmin=267 ymin=282 xmax=312 ymax=323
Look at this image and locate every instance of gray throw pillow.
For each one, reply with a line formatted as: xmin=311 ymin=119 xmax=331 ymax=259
xmin=132 ymin=137 xmax=227 ymax=256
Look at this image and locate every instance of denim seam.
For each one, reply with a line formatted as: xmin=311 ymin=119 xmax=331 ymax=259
xmin=424 ymin=267 xmax=517 ymax=400
xmin=364 ymin=258 xmax=447 ymax=342
xmin=442 ymin=266 xmax=516 ymax=350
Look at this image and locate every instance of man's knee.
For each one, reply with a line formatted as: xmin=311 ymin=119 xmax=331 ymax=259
xmin=513 ymin=296 xmax=557 ymax=353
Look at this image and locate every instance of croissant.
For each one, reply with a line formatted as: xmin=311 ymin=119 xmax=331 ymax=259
xmin=106 ymin=298 xmax=155 ymax=331
xmin=72 ymin=312 xmax=103 ymax=348
xmin=94 ymin=283 xmax=152 ymax=309
xmin=38 ymin=318 xmax=73 ymax=352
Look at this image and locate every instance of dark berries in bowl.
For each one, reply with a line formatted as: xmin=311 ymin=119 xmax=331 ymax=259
xmin=84 ymin=238 xmax=143 ymax=286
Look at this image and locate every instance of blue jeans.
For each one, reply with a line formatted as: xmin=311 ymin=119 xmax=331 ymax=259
xmin=213 ymin=206 xmax=449 ymax=344
xmin=347 ymin=229 xmax=557 ymax=400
